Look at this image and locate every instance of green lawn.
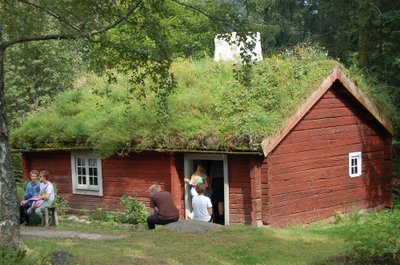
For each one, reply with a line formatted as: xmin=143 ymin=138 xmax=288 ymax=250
xmin=23 ymin=222 xmax=349 ymax=265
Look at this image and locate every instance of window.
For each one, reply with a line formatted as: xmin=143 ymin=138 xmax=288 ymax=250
xmin=349 ymin=152 xmax=362 ymax=178
xmin=71 ymin=152 xmax=103 ymax=196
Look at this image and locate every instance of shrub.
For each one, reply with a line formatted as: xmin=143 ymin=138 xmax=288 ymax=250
xmin=346 ymin=209 xmax=400 ymax=263
xmin=16 ymin=179 xmax=28 ymax=201
xmin=53 ymin=184 xmax=69 ymax=216
xmin=333 ymin=210 xmax=345 ymax=224
xmin=0 ymin=247 xmax=27 ymax=265
xmin=89 ymin=206 xmax=115 ymax=222
xmin=117 ymin=195 xmax=148 ymax=224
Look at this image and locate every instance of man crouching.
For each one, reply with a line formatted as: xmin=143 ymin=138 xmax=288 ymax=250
xmin=147 ymin=184 xmax=179 ymax=230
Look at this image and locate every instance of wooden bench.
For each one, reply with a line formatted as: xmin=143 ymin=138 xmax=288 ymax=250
xmin=41 ymin=206 xmax=59 ymax=226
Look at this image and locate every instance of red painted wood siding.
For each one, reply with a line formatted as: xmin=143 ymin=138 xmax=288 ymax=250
xmin=265 ymin=82 xmax=393 ymax=226
xmin=23 ymin=151 xmax=181 ymax=213
xmin=228 ymin=155 xmax=252 ymax=224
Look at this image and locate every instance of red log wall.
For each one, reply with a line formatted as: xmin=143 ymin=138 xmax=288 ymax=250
xmin=265 ymin=82 xmax=393 ymax=226
xmin=228 ymin=155 xmax=252 ymax=224
xmin=22 ymin=152 xmax=185 ymax=214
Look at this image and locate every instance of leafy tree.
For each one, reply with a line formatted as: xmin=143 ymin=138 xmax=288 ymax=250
xmin=5 ymin=41 xmax=84 ymax=129
xmin=0 ymin=0 xmax=244 ymax=249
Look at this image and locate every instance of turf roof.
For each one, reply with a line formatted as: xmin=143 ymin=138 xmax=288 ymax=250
xmin=11 ymin=48 xmax=397 ymax=157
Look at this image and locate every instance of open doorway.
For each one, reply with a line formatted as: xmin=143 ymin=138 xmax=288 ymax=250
xmin=184 ymin=154 xmax=229 ymax=225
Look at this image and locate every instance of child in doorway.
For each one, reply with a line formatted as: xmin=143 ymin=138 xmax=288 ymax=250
xmin=184 ymin=164 xmax=208 ymax=197
xmin=192 ymin=183 xmax=213 ymax=222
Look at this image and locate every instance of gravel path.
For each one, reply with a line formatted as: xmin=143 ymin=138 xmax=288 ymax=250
xmin=21 ymin=226 xmax=128 ymax=240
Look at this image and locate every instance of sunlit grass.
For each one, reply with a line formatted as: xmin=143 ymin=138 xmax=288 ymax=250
xmin=23 ymin=223 xmax=349 ymax=265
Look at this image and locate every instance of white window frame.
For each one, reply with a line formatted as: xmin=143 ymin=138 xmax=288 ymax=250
xmin=349 ymin=152 xmax=362 ymax=178
xmin=71 ymin=151 xmax=103 ymax=196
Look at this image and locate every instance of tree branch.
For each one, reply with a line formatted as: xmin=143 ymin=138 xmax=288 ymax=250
xmin=169 ymin=0 xmax=217 ymax=20
xmin=2 ymin=0 xmax=144 ymax=49
xmin=2 ymin=34 xmax=75 ymax=49
xmin=17 ymin=0 xmax=83 ymax=34
xmin=87 ymin=0 xmax=143 ymax=37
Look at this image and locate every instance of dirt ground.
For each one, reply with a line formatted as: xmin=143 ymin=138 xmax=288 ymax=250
xmin=20 ymin=226 xmax=128 ymax=240
xmin=20 ymin=220 xmax=223 ymax=240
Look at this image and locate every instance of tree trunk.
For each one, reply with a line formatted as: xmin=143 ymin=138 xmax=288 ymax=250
xmin=0 ymin=26 xmax=22 ymax=249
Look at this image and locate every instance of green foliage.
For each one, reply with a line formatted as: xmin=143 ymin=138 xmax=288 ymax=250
xmin=53 ymin=188 xmax=69 ymax=217
xmin=5 ymin=41 xmax=84 ymax=130
xmin=0 ymin=247 xmax=27 ymax=265
xmin=12 ymin=46 xmax=393 ymax=157
xmin=333 ymin=210 xmax=345 ymax=224
xmin=88 ymin=196 xmax=147 ymax=224
xmin=346 ymin=209 xmax=400 ymax=263
xmin=242 ymin=0 xmax=400 ymax=135
xmin=88 ymin=206 xmax=115 ymax=222
xmin=17 ymin=179 xmax=28 ymax=201
xmin=117 ymin=195 xmax=148 ymax=224
xmin=12 ymin=46 xmax=398 ymax=157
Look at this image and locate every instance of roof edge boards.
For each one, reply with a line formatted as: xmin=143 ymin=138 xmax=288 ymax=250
xmin=261 ymin=66 xmax=341 ymax=157
xmin=12 ymin=147 xmax=263 ymax=156
xmin=261 ymin=65 xmax=396 ymax=157
xmin=335 ymin=70 xmax=395 ymax=136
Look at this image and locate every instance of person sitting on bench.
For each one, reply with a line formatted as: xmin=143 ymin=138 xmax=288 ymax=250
xmin=19 ymin=170 xmax=40 ymax=225
xmin=27 ymin=170 xmax=55 ymax=222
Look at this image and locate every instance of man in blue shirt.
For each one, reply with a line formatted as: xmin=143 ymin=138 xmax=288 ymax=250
xmin=19 ymin=170 xmax=40 ymax=224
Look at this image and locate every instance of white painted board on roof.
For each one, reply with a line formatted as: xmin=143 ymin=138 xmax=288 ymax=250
xmin=214 ymin=32 xmax=263 ymax=63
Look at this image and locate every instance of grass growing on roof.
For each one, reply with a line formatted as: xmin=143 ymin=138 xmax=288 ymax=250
xmin=11 ymin=47 xmax=397 ymax=157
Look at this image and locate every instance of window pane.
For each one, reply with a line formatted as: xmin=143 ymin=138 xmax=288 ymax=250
xmin=89 ymin=177 xmax=93 ymax=185
xmin=78 ymin=176 xmax=82 ymax=184
xmin=94 ymin=177 xmax=98 ymax=186
xmin=78 ymin=157 xmax=86 ymax=166
xmin=80 ymin=167 xmax=86 ymax=176
xmin=88 ymin=158 xmax=97 ymax=167
xmin=82 ymin=177 xmax=86 ymax=185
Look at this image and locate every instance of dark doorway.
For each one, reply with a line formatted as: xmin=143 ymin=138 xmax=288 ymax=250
xmin=189 ymin=160 xmax=225 ymax=225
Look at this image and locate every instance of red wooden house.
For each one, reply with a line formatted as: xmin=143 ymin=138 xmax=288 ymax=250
xmin=17 ymin=65 xmax=396 ymax=227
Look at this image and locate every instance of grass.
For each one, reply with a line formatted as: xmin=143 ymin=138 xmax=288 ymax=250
xmin=23 ymin=222 xmax=349 ymax=265
xmin=12 ymin=46 xmax=398 ymax=158
xmin=15 ymin=46 xmax=398 ymax=158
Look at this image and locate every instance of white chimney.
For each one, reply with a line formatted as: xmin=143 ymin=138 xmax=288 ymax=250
xmin=214 ymin=32 xmax=263 ymax=63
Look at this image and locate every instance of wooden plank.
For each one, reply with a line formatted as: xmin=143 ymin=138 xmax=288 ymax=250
xmin=293 ymin=116 xmax=358 ymax=131
xmin=272 ymin=136 xmax=364 ymax=155
xmin=303 ymin=107 xmax=355 ymax=120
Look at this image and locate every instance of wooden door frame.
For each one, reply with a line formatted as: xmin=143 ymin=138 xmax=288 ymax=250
xmin=184 ymin=153 xmax=230 ymax=225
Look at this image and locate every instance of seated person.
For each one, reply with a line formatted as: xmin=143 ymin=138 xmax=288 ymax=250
xmin=19 ymin=170 xmax=40 ymax=224
xmin=192 ymin=183 xmax=213 ymax=222
xmin=147 ymin=184 xmax=179 ymax=230
xmin=27 ymin=170 xmax=55 ymax=222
